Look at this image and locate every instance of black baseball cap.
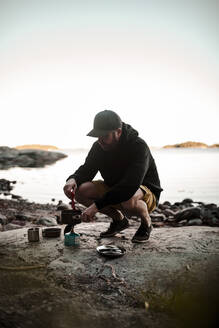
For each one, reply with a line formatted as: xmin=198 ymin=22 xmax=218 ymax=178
xmin=87 ymin=110 xmax=122 ymax=137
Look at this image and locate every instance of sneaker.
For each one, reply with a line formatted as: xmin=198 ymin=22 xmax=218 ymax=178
xmin=131 ymin=224 xmax=153 ymax=243
xmin=100 ymin=217 xmax=129 ymax=238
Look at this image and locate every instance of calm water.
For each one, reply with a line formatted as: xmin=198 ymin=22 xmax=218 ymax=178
xmin=0 ymin=148 xmax=219 ymax=205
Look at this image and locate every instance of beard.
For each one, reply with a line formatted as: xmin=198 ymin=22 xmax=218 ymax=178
xmin=98 ymin=133 xmax=119 ymax=151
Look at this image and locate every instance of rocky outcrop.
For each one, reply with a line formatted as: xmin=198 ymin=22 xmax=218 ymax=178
xmin=0 ymin=146 xmax=67 ymax=169
xmin=15 ymin=144 xmax=59 ymax=150
xmin=209 ymin=143 xmax=219 ymax=148
xmin=163 ymin=141 xmax=208 ymax=148
xmin=163 ymin=141 xmax=219 ymax=148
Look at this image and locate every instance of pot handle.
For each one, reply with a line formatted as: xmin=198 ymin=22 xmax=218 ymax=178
xmin=71 ymin=190 xmax=75 ymax=210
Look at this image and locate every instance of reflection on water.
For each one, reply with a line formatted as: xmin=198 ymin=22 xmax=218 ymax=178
xmin=1 ymin=148 xmax=219 ymax=205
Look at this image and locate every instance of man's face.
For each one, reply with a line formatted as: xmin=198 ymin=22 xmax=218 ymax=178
xmin=98 ymin=128 xmax=122 ymax=151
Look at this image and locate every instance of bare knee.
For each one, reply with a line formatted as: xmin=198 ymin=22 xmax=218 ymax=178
xmin=121 ymin=188 xmax=149 ymax=216
xmin=75 ymin=182 xmax=98 ymax=203
xmin=121 ymin=197 xmax=138 ymax=212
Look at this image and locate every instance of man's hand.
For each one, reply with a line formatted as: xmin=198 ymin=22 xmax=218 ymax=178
xmin=82 ymin=203 xmax=98 ymax=222
xmin=63 ymin=178 xmax=77 ymax=199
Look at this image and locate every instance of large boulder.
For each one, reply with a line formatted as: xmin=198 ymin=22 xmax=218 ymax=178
xmin=0 ymin=146 xmax=67 ymax=169
xmin=174 ymin=207 xmax=202 ymax=222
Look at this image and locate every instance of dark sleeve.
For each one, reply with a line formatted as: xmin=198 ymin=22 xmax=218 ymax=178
xmin=66 ymin=143 xmax=98 ymax=186
xmin=95 ymin=141 xmax=150 ymax=210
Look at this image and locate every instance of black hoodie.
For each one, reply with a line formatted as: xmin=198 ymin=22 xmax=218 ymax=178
xmin=67 ymin=123 xmax=163 ymax=210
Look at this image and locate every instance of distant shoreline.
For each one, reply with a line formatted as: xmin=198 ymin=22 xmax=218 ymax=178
xmin=14 ymin=142 xmax=219 ymax=151
xmin=163 ymin=141 xmax=219 ymax=149
xmin=15 ymin=144 xmax=59 ymax=150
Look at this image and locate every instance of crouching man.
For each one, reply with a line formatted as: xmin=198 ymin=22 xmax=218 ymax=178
xmin=63 ymin=110 xmax=163 ymax=243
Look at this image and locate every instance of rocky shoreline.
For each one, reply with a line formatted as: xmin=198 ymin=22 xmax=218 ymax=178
xmin=1 ymin=178 xmax=219 ymax=232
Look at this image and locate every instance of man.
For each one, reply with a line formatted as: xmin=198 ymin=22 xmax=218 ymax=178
xmin=63 ymin=110 xmax=163 ymax=243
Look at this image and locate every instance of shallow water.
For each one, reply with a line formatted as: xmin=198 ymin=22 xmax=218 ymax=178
xmin=0 ymin=148 xmax=219 ymax=205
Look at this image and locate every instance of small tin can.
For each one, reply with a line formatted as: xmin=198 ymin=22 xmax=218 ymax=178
xmin=28 ymin=228 xmax=40 ymax=242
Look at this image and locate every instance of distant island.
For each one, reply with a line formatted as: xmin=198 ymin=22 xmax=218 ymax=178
xmin=15 ymin=144 xmax=59 ymax=150
xmin=0 ymin=146 xmax=66 ymax=169
xmin=163 ymin=141 xmax=219 ymax=148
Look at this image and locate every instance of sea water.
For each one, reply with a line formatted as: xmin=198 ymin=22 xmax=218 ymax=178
xmin=0 ymin=148 xmax=219 ymax=205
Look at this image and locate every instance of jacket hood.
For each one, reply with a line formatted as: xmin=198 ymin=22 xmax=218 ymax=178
xmin=119 ymin=122 xmax=139 ymax=144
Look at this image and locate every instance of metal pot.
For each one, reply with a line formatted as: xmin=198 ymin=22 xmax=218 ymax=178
xmin=42 ymin=227 xmax=61 ymax=238
xmin=61 ymin=209 xmax=82 ymax=225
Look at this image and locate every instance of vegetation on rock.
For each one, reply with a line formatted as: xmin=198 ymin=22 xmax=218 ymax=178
xmin=163 ymin=141 xmax=219 ymax=148
xmin=15 ymin=144 xmax=59 ymax=150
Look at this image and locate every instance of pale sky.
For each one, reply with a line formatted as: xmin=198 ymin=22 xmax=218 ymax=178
xmin=1 ymin=0 xmax=219 ymax=149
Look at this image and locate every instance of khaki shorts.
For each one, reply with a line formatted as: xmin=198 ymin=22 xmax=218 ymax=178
xmin=92 ymin=180 xmax=157 ymax=213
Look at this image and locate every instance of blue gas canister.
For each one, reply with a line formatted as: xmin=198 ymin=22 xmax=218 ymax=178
xmin=63 ymin=191 xmax=81 ymax=247
xmin=64 ymin=231 xmax=80 ymax=247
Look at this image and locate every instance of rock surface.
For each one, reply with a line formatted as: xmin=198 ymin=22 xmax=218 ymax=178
xmin=0 ymin=146 xmax=67 ymax=169
xmin=0 ymin=197 xmax=219 ymax=328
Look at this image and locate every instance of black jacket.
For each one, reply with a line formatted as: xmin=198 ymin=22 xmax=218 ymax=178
xmin=67 ymin=123 xmax=163 ymax=210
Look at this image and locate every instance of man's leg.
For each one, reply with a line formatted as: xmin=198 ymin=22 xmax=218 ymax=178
xmin=121 ymin=188 xmax=151 ymax=227
xmin=120 ymin=188 xmax=153 ymax=243
xmin=75 ymin=182 xmax=129 ymax=237
xmin=75 ymin=182 xmax=123 ymax=221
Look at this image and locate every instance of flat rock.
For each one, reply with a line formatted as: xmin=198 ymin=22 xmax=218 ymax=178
xmin=1 ymin=221 xmax=219 ymax=328
xmin=1 ymin=223 xmax=219 ymax=285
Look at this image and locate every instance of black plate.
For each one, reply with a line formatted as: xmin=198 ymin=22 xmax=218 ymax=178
xmin=96 ymin=245 xmax=126 ymax=258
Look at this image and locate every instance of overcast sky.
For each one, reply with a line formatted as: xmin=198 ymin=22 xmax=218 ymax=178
xmin=1 ymin=0 xmax=219 ymax=149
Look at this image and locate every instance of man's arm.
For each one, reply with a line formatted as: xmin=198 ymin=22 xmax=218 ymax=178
xmin=65 ymin=143 xmax=98 ymax=188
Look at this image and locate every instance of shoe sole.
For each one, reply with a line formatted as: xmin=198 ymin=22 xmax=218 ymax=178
xmin=131 ymin=238 xmax=149 ymax=243
xmin=100 ymin=223 xmax=129 ymax=238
